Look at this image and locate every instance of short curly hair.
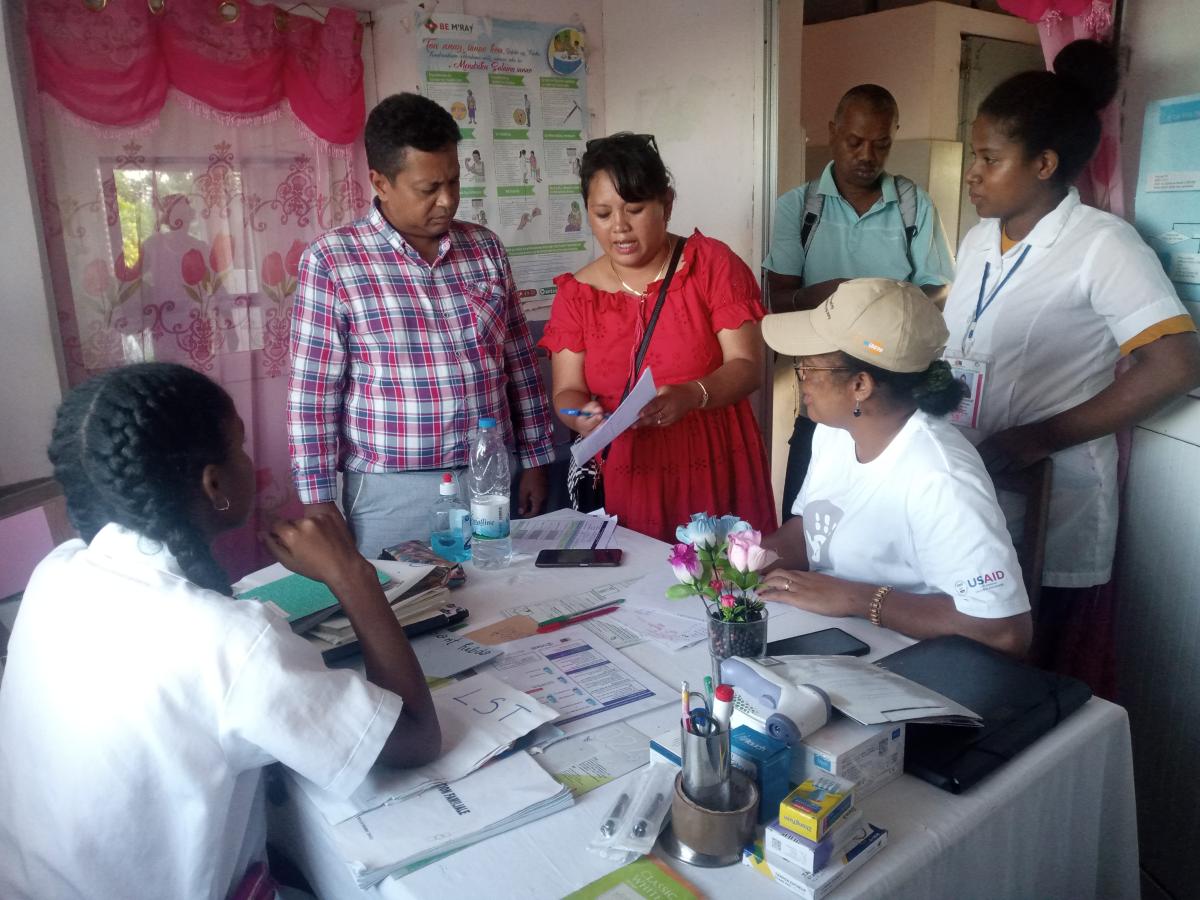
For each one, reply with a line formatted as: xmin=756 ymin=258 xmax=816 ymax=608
xmin=365 ymin=92 xmax=461 ymax=179
xmin=48 ymin=362 xmax=236 ymax=594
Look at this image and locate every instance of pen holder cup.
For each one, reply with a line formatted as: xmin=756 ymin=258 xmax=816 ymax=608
xmin=680 ymin=721 xmax=731 ymax=809
xmin=668 ymin=769 xmax=759 ymax=867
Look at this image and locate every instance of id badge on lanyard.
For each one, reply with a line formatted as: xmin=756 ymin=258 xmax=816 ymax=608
xmin=945 ymin=355 xmax=989 ymax=429
xmin=949 ymin=244 xmax=1031 ymax=430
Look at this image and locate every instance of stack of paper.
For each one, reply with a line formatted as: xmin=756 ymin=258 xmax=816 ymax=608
xmin=329 ymin=750 xmax=574 ymax=887
xmin=306 ymin=585 xmax=449 ymax=647
xmin=298 ymin=673 xmax=559 ymax=826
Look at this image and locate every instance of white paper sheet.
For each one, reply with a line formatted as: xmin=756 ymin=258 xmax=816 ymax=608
xmin=502 ymin=579 xmax=644 ymax=649
xmin=569 ymin=368 xmax=657 ymax=464
xmin=533 ymin=721 xmax=648 ymax=794
xmin=298 ymin=672 xmax=560 ymax=825
xmin=330 ymin=750 xmax=573 ymax=887
xmin=510 ymin=515 xmax=618 ymax=553
xmin=608 ymin=606 xmax=709 ymax=651
xmin=750 ymin=656 xmax=981 ymax=726
xmin=411 ymin=631 xmax=504 ymax=679
xmin=490 ymin=626 xmax=674 ymax=735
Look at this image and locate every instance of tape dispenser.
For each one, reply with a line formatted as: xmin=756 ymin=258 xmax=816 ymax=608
xmin=720 ymin=656 xmax=832 ymax=745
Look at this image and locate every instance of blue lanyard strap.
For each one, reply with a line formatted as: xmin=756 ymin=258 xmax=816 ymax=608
xmin=974 ymin=244 xmax=1031 ymax=325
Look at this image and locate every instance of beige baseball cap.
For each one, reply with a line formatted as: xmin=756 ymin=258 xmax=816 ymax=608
xmin=762 ymin=278 xmax=948 ymax=373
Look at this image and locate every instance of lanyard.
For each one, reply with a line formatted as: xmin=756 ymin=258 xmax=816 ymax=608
xmin=963 ymin=244 xmax=1031 ymax=354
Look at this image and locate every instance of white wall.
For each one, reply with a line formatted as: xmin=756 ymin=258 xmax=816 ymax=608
xmin=1113 ymin=5 xmax=1200 ymax=899
xmin=0 ymin=4 xmax=63 ymax=487
xmin=801 ymin=2 xmax=1036 ymax=144
xmin=601 ymin=0 xmax=767 ymax=268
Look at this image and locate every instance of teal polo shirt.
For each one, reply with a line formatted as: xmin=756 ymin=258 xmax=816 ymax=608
xmin=762 ymin=162 xmax=955 ymax=287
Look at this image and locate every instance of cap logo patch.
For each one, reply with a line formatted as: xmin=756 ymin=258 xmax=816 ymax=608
xmin=863 ymin=339 xmax=884 ymax=355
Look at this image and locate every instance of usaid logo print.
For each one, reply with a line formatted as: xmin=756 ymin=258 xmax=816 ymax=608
xmin=957 ymin=571 xmax=1007 ymax=595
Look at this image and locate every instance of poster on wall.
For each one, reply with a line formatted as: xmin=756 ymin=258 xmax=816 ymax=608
xmin=1134 ymin=93 xmax=1200 ymax=310
xmin=419 ymin=13 xmax=592 ymax=317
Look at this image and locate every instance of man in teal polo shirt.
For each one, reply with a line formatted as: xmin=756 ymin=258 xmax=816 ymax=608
xmin=764 ymin=84 xmax=955 ymax=518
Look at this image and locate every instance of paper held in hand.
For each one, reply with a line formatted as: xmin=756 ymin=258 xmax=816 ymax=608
xmin=570 ymin=368 xmax=657 ymax=465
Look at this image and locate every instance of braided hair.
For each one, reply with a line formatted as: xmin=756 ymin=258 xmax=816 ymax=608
xmin=48 ymin=363 xmax=236 ymax=594
xmin=836 ymin=354 xmax=966 ymax=417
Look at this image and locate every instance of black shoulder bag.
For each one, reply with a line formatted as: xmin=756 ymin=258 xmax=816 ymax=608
xmin=567 ymin=237 xmax=687 ymax=512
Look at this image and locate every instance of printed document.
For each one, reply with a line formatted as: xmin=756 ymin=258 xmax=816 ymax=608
xmin=491 ymin=626 xmax=673 ymax=735
xmin=299 ymin=672 xmax=559 ymax=825
xmin=503 ymin=578 xmax=644 ymax=649
xmin=570 ymin=368 xmax=657 ymax=464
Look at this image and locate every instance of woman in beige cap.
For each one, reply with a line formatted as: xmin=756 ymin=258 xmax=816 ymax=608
xmin=758 ymin=278 xmax=1032 ymax=655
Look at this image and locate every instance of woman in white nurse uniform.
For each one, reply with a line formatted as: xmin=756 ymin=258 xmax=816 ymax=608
xmin=944 ymin=40 xmax=1200 ymax=679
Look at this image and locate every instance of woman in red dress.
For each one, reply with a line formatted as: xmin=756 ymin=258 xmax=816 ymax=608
xmin=540 ymin=133 xmax=777 ymax=542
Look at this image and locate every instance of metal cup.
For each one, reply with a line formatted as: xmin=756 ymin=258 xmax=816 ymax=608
xmin=680 ymin=720 xmax=731 ymax=810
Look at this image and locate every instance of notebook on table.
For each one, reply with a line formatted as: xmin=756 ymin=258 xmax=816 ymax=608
xmin=875 ymin=635 xmax=1092 ymax=794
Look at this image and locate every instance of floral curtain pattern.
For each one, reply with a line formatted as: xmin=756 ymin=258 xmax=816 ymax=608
xmin=22 ymin=2 xmax=371 ymax=579
xmin=998 ymin=0 xmax=1122 ymax=215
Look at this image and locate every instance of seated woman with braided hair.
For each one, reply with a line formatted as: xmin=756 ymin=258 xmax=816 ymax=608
xmin=0 ymin=363 xmax=440 ymax=899
xmin=757 ymin=279 xmax=1032 ymax=656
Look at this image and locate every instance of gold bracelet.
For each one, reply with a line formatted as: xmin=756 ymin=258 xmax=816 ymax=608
xmin=694 ymin=379 xmax=709 ymax=409
xmin=868 ymin=585 xmax=893 ymax=627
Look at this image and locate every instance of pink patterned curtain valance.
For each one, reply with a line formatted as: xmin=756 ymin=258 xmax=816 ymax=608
xmin=27 ymin=0 xmax=365 ymax=147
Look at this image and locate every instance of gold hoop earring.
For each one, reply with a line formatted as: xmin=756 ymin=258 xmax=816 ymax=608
xmin=213 ymin=496 xmax=231 ymax=512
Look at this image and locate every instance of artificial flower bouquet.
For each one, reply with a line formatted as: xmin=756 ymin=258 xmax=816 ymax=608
xmin=667 ymin=513 xmax=771 ymax=624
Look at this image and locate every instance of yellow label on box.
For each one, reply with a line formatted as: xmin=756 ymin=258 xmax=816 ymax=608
xmin=779 ymin=776 xmax=854 ymax=841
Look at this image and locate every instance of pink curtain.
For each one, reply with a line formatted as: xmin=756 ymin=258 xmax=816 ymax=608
xmin=27 ymin=0 xmax=364 ymax=149
xmin=998 ymin=0 xmax=1122 ymax=215
xmin=19 ymin=1 xmax=372 ymax=580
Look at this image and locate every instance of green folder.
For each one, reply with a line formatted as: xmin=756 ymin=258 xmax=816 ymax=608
xmin=238 ymin=569 xmax=390 ymax=631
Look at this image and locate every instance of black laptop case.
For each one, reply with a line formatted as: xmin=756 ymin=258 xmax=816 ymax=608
xmin=875 ymin=635 xmax=1092 ymax=793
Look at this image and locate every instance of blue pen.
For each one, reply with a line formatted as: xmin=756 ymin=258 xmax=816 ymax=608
xmin=559 ymin=408 xmax=605 ymax=418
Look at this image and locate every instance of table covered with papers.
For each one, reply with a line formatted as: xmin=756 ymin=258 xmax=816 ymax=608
xmin=268 ymin=511 xmax=1138 ymax=900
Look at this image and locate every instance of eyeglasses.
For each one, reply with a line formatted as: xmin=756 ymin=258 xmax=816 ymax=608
xmin=585 ymin=133 xmax=660 ymax=155
xmin=793 ymin=364 xmax=850 ymax=382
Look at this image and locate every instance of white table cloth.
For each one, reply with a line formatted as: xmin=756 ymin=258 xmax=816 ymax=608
xmin=269 ymin=511 xmax=1138 ymax=900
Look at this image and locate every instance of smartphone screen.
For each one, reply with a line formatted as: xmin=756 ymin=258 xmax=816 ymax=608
xmin=535 ymin=549 xmax=624 ymax=567
xmin=767 ymin=627 xmax=870 ymax=657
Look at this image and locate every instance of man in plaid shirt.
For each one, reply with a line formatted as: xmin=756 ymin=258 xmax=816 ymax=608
xmin=287 ymin=93 xmax=554 ymax=556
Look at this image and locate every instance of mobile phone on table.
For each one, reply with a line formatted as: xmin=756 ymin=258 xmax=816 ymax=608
xmin=535 ymin=548 xmax=623 ymax=568
xmin=766 ymin=627 xmax=870 ymax=657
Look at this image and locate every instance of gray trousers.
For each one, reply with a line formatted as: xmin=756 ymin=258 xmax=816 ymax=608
xmin=342 ymin=469 xmax=467 ymax=559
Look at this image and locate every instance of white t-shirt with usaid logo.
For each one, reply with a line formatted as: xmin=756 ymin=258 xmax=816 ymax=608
xmin=794 ymin=412 xmax=1029 ymax=619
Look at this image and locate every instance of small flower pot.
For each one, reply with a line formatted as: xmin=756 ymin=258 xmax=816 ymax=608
xmin=707 ymin=607 xmax=769 ymax=672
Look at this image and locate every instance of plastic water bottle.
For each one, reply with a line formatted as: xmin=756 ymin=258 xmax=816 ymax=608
xmin=468 ymin=417 xmax=512 ymax=569
xmin=430 ymin=473 xmax=471 ymax=563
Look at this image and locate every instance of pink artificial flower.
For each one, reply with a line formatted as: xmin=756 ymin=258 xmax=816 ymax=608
xmin=181 ymin=248 xmax=207 ymax=286
xmin=209 ymin=233 xmax=234 ymax=274
xmin=261 ymin=251 xmax=286 ymax=289
xmin=82 ymin=258 xmax=111 ymax=296
xmin=667 ymin=543 xmax=702 ymax=584
xmin=114 ymin=250 xmax=142 ymax=283
xmin=285 ymin=239 xmax=306 ymax=277
xmin=727 ymin=529 xmax=768 ymax=573
xmin=719 ymin=594 xmax=737 ymax=609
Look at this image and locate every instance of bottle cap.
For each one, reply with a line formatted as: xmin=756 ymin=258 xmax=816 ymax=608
xmin=715 ymin=684 xmax=734 ymax=702
xmin=478 ymin=416 xmax=497 ymax=429
xmin=439 ymin=473 xmax=456 ymax=495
